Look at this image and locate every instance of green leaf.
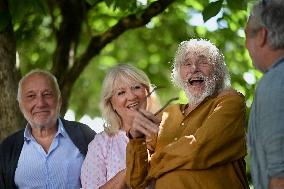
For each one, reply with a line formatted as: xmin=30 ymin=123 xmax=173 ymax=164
xmin=227 ymin=0 xmax=247 ymax=10
xmin=0 ymin=11 xmax=10 ymax=32
xmin=202 ymin=0 xmax=223 ymax=22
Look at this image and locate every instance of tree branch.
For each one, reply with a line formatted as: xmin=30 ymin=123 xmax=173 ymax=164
xmin=46 ymin=0 xmax=58 ymax=37
xmin=60 ymin=0 xmax=176 ymax=114
xmin=71 ymin=0 xmax=175 ymax=84
xmin=51 ymin=0 xmax=84 ymax=84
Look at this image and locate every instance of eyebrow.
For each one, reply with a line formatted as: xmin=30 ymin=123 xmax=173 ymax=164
xmin=24 ymin=89 xmax=52 ymax=94
xmin=113 ymin=85 xmax=133 ymax=93
xmin=113 ymin=88 xmax=125 ymax=94
xmin=25 ymin=91 xmax=35 ymax=95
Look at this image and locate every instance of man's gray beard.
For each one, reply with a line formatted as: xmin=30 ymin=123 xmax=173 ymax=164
xmin=184 ymin=76 xmax=217 ymax=107
xmin=22 ymin=112 xmax=59 ymax=130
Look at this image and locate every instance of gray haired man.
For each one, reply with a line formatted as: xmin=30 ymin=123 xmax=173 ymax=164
xmin=245 ymin=0 xmax=284 ymax=188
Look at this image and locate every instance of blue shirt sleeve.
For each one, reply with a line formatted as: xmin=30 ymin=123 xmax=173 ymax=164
xmin=258 ymin=68 xmax=284 ymax=177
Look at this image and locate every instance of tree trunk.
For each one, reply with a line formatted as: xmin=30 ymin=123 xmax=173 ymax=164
xmin=0 ymin=0 xmax=24 ymax=141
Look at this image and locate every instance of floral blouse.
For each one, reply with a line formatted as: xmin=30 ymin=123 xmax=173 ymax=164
xmin=81 ymin=130 xmax=128 ymax=189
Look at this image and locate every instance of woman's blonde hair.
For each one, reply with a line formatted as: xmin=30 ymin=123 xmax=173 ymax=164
xmin=100 ymin=64 xmax=159 ymax=135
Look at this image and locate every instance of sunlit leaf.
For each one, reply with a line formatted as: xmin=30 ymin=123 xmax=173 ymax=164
xmin=202 ymin=0 xmax=223 ymax=22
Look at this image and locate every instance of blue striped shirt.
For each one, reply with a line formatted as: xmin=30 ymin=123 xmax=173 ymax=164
xmin=15 ymin=119 xmax=84 ymax=189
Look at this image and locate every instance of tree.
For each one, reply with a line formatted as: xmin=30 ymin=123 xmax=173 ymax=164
xmin=0 ymin=0 xmax=259 ymax=141
xmin=0 ymin=0 xmax=24 ymax=140
xmin=0 ymin=0 xmax=177 ymax=139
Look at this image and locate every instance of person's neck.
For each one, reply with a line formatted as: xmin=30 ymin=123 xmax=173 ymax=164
xmin=121 ymin=120 xmax=132 ymax=132
xmin=31 ymin=124 xmax=58 ymax=153
xmin=185 ymin=92 xmax=218 ymax=115
xmin=262 ymin=48 xmax=284 ymax=71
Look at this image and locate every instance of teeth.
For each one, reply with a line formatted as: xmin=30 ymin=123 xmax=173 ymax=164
xmin=191 ymin=78 xmax=204 ymax=82
xmin=191 ymin=76 xmax=204 ymax=80
xmin=187 ymin=75 xmax=205 ymax=84
xmin=187 ymin=76 xmax=205 ymax=85
xmin=127 ymin=102 xmax=138 ymax=108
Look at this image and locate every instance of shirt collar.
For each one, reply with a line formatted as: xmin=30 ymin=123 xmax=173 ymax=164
xmin=24 ymin=118 xmax=67 ymax=142
xmin=181 ymin=95 xmax=215 ymax=115
xmin=268 ymin=56 xmax=284 ymax=71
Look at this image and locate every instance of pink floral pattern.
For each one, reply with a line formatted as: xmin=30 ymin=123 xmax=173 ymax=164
xmin=81 ymin=130 xmax=129 ymax=189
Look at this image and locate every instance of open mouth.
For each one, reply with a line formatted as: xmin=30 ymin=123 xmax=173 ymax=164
xmin=127 ymin=102 xmax=139 ymax=110
xmin=188 ymin=76 xmax=205 ymax=86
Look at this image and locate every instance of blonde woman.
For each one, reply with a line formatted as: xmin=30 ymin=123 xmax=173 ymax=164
xmin=81 ymin=64 xmax=159 ymax=189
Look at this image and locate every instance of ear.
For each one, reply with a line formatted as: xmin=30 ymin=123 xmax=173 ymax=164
xmin=257 ymin=27 xmax=268 ymax=47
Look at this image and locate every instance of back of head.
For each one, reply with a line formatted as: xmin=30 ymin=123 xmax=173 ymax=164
xmin=250 ymin=0 xmax=284 ymax=49
xmin=100 ymin=64 xmax=157 ymax=134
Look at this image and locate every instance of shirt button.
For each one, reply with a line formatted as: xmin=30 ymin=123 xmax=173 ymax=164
xmin=181 ymin=122 xmax=184 ymax=126
xmin=174 ymin=137 xmax=178 ymax=141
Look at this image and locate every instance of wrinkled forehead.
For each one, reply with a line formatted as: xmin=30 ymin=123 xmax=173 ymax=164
xmin=21 ymin=73 xmax=55 ymax=92
xmin=177 ymin=44 xmax=217 ymax=65
xmin=183 ymin=53 xmax=209 ymax=63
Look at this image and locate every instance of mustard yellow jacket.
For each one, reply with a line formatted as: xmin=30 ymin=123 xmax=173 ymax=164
xmin=126 ymin=93 xmax=249 ymax=189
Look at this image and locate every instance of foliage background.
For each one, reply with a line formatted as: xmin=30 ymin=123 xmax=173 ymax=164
xmin=1 ymin=0 xmax=261 ymax=185
xmin=4 ymin=0 xmax=261 ymax=117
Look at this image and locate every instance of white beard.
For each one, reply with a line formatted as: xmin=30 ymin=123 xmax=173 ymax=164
xmin=184 ymin=75 xmax=217 ymax=107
